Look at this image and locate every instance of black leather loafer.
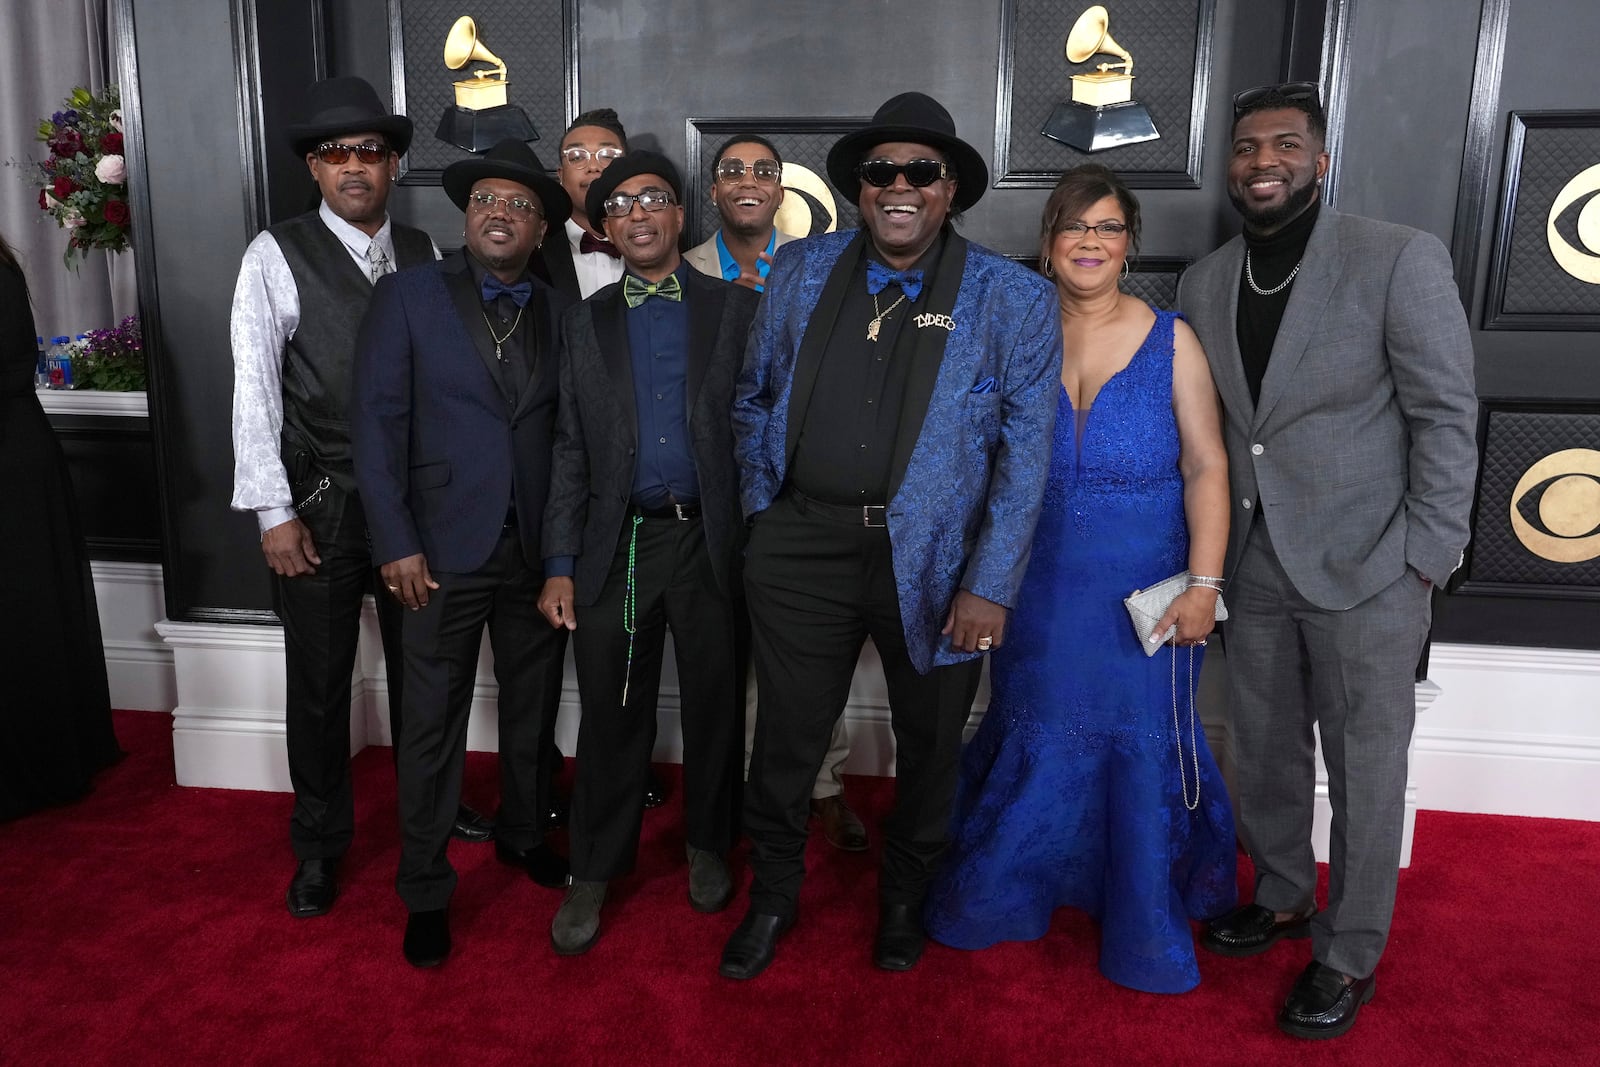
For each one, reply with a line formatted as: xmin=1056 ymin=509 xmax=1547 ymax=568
xmin=1278 ymin=960 xmax=1376 ymax=1039
xmin=495 ymin=840 xmax=570 ymax=889
xmin=403 ymin=908 xmax=451 ymax=968
xmin=451 ymin=803 xmax=494 ymax=843
xmin=718 ymin=910 xmax=795 ymax=980
xmin=1202 ymin=902 xmax=1315 ymax=957
xmin=873 ymin=903 xmax=926 ymax=971
xmin=644 ymin=770 xmax=667 ymax=810
xmin=286 ymin=858 xmax=338 ymax=918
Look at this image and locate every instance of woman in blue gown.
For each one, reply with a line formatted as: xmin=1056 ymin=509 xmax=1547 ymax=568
xmin=924 ymin=166 xmax=1236 ymax=994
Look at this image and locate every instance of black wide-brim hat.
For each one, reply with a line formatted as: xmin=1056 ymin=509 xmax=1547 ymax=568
xmin=286 ymin=76 xmax=414 ymax=158
xmin=826 ymin=92 xmax=989 ymax=213
xmin=585 ymin=150 xmax=683 ymax=233
xmin=442 ymin=138 xmax=571 ymax=223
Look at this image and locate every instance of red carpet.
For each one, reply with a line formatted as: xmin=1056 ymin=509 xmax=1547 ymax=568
xmin=1 ymin=710 xmax=1595 ymax=1066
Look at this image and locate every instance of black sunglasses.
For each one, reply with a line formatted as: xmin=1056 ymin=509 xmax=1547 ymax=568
xmin=314 ymin=141 xmax=389 ymax=165
xmin=1231 ymin=82 xmax=1320 ymax=117
xmin=856 ymin=158 xmax=952 ymax=189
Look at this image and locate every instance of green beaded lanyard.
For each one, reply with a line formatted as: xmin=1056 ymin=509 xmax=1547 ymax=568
xmin=620 ymin=514 xmax=644 ymax=706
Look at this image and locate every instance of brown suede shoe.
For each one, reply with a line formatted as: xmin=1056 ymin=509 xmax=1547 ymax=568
xmin=811 ymin=794 xmax=869 ymax=852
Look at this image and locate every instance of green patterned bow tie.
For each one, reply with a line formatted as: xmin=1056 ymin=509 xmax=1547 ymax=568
xmin=622 ymin=273 xmax=683 ymax=308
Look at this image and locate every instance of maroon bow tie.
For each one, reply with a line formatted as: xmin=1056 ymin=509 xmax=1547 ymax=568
xmin=579 ymin=232 xmax=621 ymax=259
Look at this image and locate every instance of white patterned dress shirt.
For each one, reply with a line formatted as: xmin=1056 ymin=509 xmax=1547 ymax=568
xmin=229 ymin=201 xmax=438 ymax=534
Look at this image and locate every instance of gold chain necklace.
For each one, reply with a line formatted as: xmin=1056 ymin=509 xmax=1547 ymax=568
xmin=867 ymin=291 xmax=907 ymax=342
xmin=480 ymin=305 xmax=525 ymax=361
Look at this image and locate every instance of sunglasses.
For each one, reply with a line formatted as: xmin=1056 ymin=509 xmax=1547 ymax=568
xmin=467 ymin=191 xmax=543 ymax=221
xmin=313 ymin=141 xmax=389 ymax=165
xmin=716 ymin=158 xmax=782 ymax=184
xmin=1231 ymin=81 xmax=1320 ymax=117
xmin=602 ymin=188 xmax=676 ymax=218
xmin=856 ymin=158 xmax=952 ymax=189
xmin=561 ymin=146 xmax=624 ymax=166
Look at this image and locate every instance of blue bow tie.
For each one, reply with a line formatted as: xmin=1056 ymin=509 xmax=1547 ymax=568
xmin=867 ymin=260 xmax=924 ymax=302
xmin=481 ymin=274 xmax=532 ymax=308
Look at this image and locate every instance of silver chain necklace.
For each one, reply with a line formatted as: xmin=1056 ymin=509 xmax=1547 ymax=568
xmin=1244 ymin=249 xmax=1301 ymax=296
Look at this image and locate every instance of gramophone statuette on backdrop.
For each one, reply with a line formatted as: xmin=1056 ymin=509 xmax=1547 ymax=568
xmin=1041 ymin=5 xmax=1161 ymax=153
xmin=435 ymin=15 xmax=536 ymax=153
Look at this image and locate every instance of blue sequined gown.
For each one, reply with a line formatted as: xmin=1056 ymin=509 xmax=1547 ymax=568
xmin=924 ymin=309 xmax=1236 ymax=994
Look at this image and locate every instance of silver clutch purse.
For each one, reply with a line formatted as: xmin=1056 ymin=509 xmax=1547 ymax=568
xmin=1124 ymin=572 xmax=1228 ymax=658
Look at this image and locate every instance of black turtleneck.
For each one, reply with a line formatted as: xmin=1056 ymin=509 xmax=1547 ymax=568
xmin=1236 ymin=199 xmax=1320 ymax=404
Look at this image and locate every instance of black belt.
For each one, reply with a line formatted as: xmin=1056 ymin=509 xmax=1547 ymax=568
xmin=632 ymin=501 xmax=701 ymax=521
xmin=788 ymin=489 xmax=888 ymax=528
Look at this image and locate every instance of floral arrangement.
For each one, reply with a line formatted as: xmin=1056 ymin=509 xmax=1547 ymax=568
xmin=35 ymin=85 xmax=129 ymax=268
xmin=71 ymin=315 xmax=146 ymax=392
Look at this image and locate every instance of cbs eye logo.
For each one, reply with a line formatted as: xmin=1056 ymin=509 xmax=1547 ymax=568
xmin=1509 ymin=448 xmax=1600 ymax=563
xmin=1547 ymin=163 xmax=1600 ymax=285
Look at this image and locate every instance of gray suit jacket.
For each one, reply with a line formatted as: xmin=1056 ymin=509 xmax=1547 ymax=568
xmin=1177 ymin=207 xmax=1478 ymax=609
xmin=683 ymin=229 xmax=797 ymax=281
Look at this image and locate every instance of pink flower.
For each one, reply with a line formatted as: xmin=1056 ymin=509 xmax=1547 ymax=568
xmin=110 ymin=109 xmax=123 ymax=132
xmin=94 ymin=154 xmax=126 ymax=184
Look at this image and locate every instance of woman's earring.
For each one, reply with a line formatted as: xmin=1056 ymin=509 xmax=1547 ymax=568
xmin=1043 ymin=257 xmax=1055 ymax=278
xmin=1120 ymin=259 xmax=1131 ymax=283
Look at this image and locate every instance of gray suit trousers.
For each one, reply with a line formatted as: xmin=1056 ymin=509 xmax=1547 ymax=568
xmin=1227 ymin=518 xmax=1431 ymax=979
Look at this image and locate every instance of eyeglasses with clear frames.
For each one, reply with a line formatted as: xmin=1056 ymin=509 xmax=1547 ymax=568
xmin=314 ymin=141 xmax=389 ymax=165
xmin=561 ymin=146 xmax=625 ymax=166
xmin=715 ymin=158 xmax=782 ymax=184
xmin=467 ymin=191 xmax=544 ymax=221
xmin=1058 ymin=221 xmax=1128 ymax=239
xmin=601 ymin=188 xmax=676 ymax=217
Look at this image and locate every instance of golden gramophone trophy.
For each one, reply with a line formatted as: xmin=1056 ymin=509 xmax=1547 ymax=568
xmin=434 ymin=16 xmax=536 ymax=153
xmin=1041 ymin=5 xmax=1160 ymax=152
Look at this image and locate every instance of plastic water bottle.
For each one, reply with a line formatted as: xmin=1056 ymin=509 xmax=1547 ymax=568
xmin=46 ymin=335 xmax=74 ymax=389
xmin=34 ymin=335 xmax=47 ymax=387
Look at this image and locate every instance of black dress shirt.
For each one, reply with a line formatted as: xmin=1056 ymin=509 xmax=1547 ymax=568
xmin=790 ymin=235 xmax=945 ymax=505
xmin=465 ymin=252 xmax=532 ymax=407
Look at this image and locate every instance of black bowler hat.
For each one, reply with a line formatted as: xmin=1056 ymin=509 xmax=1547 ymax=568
xmin=441 ymin=138 xmax=571 ymax=222
xmin=585 ymin=150 xmax=682 ymax=233
xmin=826 ymin=92 xmax=989 ymax=212
xmin=286 ymin=76 xmax=413 ymax=158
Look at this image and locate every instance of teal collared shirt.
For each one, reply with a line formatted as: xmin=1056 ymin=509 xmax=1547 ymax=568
xmin=714 ymin=229 xmax=777 ymax=292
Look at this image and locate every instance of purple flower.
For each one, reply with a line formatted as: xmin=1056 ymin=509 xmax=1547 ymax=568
xmin=52 ymin=109 xmax=81 ymax=127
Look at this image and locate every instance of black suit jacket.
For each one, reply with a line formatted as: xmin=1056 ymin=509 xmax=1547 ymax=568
xmin=534 ymin=235 xmax=581 ymax=302
xmin=352 ymin=251 xmax=572 ymax=573
xmin=543 ymin=267 xmax=759 ymax=605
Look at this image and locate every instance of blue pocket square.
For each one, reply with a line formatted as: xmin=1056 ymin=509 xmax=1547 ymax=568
xmin=970 ymin=376 xmax=998 ymax=394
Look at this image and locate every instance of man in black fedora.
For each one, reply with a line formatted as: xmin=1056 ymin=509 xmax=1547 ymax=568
xmin=537 ymin=151 xmax=757 ymax=955
xmin=721 ymin=92 xmax=1060 ymax=979
xmin=230 ymin=75 xmax=448 ymax=921
xmin=351 ymin=138 xmax=574 ymax=967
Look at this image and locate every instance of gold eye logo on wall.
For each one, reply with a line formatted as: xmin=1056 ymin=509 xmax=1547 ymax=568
xmin=1546 ymin=162 xmax=1600 ymax=285
xmin=1509 ymin=448 xmax=1600 ymax=563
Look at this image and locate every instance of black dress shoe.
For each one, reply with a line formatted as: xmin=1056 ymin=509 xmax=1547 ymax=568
xmin=643 ymin=770 xmax=666 ymax=810
xmin=1278 ymin=960 xmax=1376 ymax=1040
xmin=718 ymin=910 xmax=795 ymax=981
xmin=873 ymin=903 xmax=926 ymax=971
xmin=451 ymin=803 xmax=494 ymax=843
xmin=1202 ymin=902 xmax=1315 ymax=958
xmin=403 ymin=909 xmax=451 ymax=968
xmin=495 ymin=840 xmax=570 ymax=889
xmin=286 ymin=858 xmax=338 ymax=918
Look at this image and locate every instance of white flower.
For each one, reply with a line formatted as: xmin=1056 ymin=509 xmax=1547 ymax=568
xmin=43 ymin=190 xmax=60 ymax=209
xmin=95 ymin=154 xmax=126 ymax=184
xmin=110 ymin=109 xmax=123 ymax=132
xmin=66 ymin=212 xmax=87 ymax=228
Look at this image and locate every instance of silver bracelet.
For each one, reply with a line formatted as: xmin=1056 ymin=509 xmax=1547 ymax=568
xmin=1188 ymin=574 xmax=1226 ymax=591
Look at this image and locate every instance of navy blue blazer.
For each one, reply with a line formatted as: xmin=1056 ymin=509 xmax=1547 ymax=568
xmin=351 ymin=251 xmax=571 ymax=574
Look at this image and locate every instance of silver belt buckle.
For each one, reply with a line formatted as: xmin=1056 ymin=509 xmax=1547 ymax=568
xmin=862 ymin=505 xmax=887 ymax=528
xmin=673 ymin=502 xmax=692 ymax=521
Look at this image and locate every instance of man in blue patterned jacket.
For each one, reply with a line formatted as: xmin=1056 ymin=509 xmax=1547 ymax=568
xmin=721 ymin=92 xmax=1060 ymax=980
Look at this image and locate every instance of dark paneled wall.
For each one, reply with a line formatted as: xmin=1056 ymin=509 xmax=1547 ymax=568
xmin=122 ymin=0 xmax=1598 ymax=646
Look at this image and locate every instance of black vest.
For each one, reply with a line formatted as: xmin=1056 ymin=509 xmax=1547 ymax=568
xmin=270 ymin=211 xmax=434 ymax=487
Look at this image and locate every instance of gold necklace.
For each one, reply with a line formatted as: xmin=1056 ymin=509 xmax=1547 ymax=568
xmin=867 ymin=292 xmax=907 ymax=342
xmin=480 ymin=305 xmax=525 ymax=361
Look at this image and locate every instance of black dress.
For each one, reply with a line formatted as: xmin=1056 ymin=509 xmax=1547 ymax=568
xmin=0 ymin=257 xmax=121 ymax=820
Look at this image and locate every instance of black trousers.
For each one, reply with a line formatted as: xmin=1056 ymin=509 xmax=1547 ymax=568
xmin=274 ymin=484 xmax=403 ymax=862
xmin=394 ymin=526 xmax=566 ymax=912
xmin=568 ymin=514 xmax=741 ymax=882
xmin=742 ymin=492 xmax=983 ymax=915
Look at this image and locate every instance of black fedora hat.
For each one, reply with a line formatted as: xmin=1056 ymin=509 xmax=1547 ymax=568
xmin=441 ymin=138 xmax=571 ymax=223
xmin=286 ymin=76 xmax=413 ymax=158
xmin=584 ymin=150 xmax=682 ymax=233
xmin=826 ymin=92 xmax=989 ymax=212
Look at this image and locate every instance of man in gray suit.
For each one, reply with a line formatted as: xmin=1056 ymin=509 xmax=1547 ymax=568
xmin=1177 ymin=84 xmax=1476 ymax=1039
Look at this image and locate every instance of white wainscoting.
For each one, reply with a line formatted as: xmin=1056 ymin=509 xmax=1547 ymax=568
xmin=92 ymin=560 xmax=175 ymax=711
